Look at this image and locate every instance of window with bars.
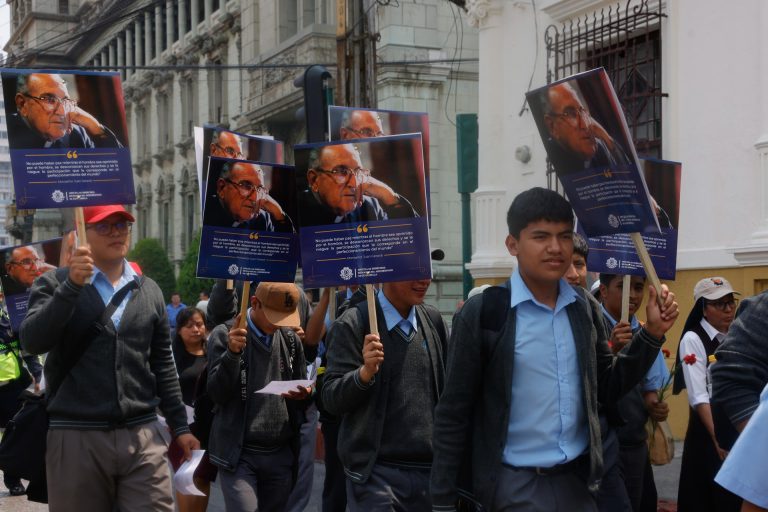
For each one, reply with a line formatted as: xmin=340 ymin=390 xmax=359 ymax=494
xmin=544 ymin=1 xmax=666 ymax=187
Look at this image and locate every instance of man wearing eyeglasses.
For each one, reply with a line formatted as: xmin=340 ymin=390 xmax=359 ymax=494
xmin=2 ymin=245 xmax=45 ymax=295
xmin=541 ymin=81 xmax=631 ymax=176
xmin=8 ymin=73 xmax=123 ymax=150
xmin=299 ymin=144 xmax=417 ymax=227
xmin=20 ymin=204 xmax=199 ymax=511
xmin=340 ymin=110 xmax=385 ymax=140
xmin=210 ymin=130 xmax=245 ymax=159
xmin=205 ymin=161 xmax=295 ymax=232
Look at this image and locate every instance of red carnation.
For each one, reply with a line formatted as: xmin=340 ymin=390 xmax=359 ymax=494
xmin=683 ymin=353 xmax=697 ymax=365
xmin=662 ymin=348 xmax=671 ymax=358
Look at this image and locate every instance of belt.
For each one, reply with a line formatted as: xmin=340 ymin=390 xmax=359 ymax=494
xmin=507 ymin=453 xmax=589 ymax=476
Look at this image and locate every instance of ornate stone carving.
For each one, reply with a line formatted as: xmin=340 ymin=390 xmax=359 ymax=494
xmin=264 ymin=50 xmax=297 ymax=90
xmin=465 ymin=0 xmax=493 ymax=28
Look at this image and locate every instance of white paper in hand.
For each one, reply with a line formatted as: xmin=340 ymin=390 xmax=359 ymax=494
xmin=173 ymin=449 xmax=207 ymax=496
xmin=255 ymin=379 xmax=314 ymax=395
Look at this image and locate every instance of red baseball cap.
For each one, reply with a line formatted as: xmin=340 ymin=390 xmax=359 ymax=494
xmin=82 ymin=205 xmax=135 ymax=224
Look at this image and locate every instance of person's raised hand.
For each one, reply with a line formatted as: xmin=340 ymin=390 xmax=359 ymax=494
xmin=67 ymin=106 xmax=106 ymax=138
xmin=644 ymin=284 xmax=679 ymax=339
xmin=68 ymin=245 xmax=94 ymax=286
xmin=259 ymin=194 xmax=287 ymax=221
xmin=359 ymin=176 xmax=399 ymax=207
xmin=359 ymin=333 xmax=383 ymax=384
xmin=609 ymin=321 xmax=633 ymax=354
xmin=227 ymin=314 xmax=247 ymax=354
xmin=282 ymin=385 xmax=312 ymax=401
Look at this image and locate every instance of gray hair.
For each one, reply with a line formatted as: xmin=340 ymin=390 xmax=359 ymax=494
xmin=220 ymin=161 xmax=263 ymax=181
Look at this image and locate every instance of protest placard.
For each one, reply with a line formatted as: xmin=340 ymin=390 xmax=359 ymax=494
xmin=194 ymin=125 xmax=284 ymax=202
xmin=1 ymin=69 xmax=134 ymax=208
xmin=294 ymin=134 xmax=431 ymax=288
xmin=196 ymin=157 xmax=298 ymax=282
xmin=580 ymin=158 xmax=681 ymax=280
xmin=328 ymin=106 xmax=431 ymax=218
xmin=526 ymin=68 xmax=659 ymax=236
xmin=0 ymin=236 xmax=70 ymax=331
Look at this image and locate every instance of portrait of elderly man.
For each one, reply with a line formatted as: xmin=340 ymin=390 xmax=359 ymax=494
xmin=6 ymin=73 xmax=123 ymax=149
xmin=209 ymin=129 xmax=245 ymax=159
xmin=339 ymin=109 xmax=385 ymax=140
xmin=298 ymin=143 xmax=418 ymax=227
xmin=204 ymin=160 xmax=295 ymax=232
xmin=541 ymin=81 xmax=631 ymax=175
xmin=2 ymin=245 xmax=48 ymax=296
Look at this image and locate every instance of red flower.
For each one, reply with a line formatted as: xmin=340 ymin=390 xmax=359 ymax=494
xmin=662 ymin=348 xmax=671 ymax=358
xmin=683 ymin=353 xmax=697 ymax=365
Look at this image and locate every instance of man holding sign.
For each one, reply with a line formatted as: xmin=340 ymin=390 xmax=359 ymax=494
xmin=431 ymin=188 xmax=678 ymax=512
xmin=206 ymin=282 xmax=310 ymax=512
xmin=20 ymin=204 xmax=198 ymax=511
xmin=322 ymin=278 xmax=447 ymax=511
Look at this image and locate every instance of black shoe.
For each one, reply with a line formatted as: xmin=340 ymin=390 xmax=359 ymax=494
xmin=8 ymin=484 xmax=26 ymax=496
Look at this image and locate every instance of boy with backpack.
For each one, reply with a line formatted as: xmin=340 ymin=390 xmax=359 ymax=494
xmin=430 ymin=187 xmax=679 ymax=512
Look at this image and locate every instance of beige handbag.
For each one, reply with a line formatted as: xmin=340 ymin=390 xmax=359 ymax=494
xmin=647 ymin=419 xmax=675 ymax=465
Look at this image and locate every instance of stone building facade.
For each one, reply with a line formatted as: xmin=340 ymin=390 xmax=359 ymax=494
xmin=3 ymin=0 xmax=478 ymax=313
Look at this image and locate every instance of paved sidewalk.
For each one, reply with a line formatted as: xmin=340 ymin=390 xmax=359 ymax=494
xmin=2 ymin=449 xmax=680 ymax=511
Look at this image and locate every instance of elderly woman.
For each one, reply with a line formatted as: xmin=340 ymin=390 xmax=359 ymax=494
xmin=673 ymin=277 xmax=742 ymax=512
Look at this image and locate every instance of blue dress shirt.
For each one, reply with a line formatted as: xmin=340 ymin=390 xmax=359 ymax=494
xmin=90 ymin=260 xmax=138 ymax=330
xmin=502 ymin=269 xmax=588 ymax=468
xmin=378 ymin=290 xmax=417 ymax=335
xmin=715 ymin=383 xmax=768 ymax=508
xmin=601 ymin=306 xmax=667 ymax=391
xmin=246 ymin=308 xmax=272 ymax=348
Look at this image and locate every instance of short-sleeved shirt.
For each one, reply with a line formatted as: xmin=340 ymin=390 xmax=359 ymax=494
xmin=715 ymin=383 xmax=768 ymax=508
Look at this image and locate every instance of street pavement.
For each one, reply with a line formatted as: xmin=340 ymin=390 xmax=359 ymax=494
xmin=1 ymin=448 xmax=682 ymax=511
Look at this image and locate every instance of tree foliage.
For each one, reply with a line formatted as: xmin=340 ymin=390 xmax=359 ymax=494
xmin=176 ymin=230 xmax=215 ymax=307
xmin=127 ymin=238 xmax=177 ymax=302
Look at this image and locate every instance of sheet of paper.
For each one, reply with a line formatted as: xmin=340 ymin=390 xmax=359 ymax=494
xmin=185 ymin=405 xmax=195 ymax=424
xmin=255 ymin=379 xmax=314 ymax=395
xmin=173 ymin=449 xmax=207 ymax=496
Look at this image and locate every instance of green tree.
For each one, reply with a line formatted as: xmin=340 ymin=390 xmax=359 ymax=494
xmin=127 ymin=238 xmax=177 ymax=301
xmin=176 ymin=230 xmax=215 ymax=306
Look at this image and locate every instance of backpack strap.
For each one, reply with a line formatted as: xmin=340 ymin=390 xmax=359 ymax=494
xmin=480 ymin=281 xmax=511 ymax=334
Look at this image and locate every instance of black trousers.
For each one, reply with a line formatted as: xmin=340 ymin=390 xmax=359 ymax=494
xmin=321 ymin=420 xmax=347 ymax=512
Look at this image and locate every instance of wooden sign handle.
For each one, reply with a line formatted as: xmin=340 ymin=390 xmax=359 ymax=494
xmin=630 ymin=232 xmax=664 ymax=307
xmin=237 ymin=281 xmax=251 ymax=329
xmin=226 ymin=279 xmax=234 ymax=290
xmin=366 ymin=284 xmax=378 ymax=336
xmin=328 ymin=288 xmax=337 ymax=322
xmin=74 ymin=207 xmax=87 ymax=246
xmin=620 ymin=275 xmax=631 ymax=323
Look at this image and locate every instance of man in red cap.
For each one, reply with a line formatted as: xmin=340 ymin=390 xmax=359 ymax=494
xmin=20 ymin=204 xmax=199 ymax=511
xmin=207 ymin=281 xmax=311 ymax=512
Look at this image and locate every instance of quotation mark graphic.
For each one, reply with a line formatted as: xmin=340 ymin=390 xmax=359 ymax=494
xmin=356 ymin=224 xmax=369 ymax=234
xmin=66 ymin=151 xmax=79 ymax=159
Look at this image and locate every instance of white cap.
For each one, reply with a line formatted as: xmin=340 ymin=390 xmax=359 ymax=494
xmin=693 ymin=277 xmax=739 ymax=301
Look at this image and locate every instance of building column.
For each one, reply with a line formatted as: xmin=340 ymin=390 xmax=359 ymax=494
xmin=204 ymin=0 xmax=212 ymax=24
xmin=135 ymin=19 xmax=144 ymax=67
xmin=155 ymin=4 xmax=163 ymax=57
xmin=126 ymin=28 xmax=134 ymax=78
xmin=108 ymin=42 xmax=116 ymax=69
xmin=178 ymin=0 xmax=187 ymax=38
xmin=100 ymin=49 xmax=108 ymax=71
xmin=191 ymin=0 xmax=200 ymax=33
xmin=166 ymin=0 xmax=174 ymax=48
xmin=144 ymin=11 xmax=152 ymax=63
xmin=463 ymin=0 xmax=515 ymax=283
xmin=116 ymin=34 xmax=125 ymax=80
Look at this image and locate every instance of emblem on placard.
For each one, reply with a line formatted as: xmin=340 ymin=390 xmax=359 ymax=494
xmin=51 ymin=190 xmax=65 ymax=203
xmin=340 ymin=267 xmax=353 ymax=280
xmin=608 ymin=214 xmax=620 ymax=228
xmin=606 ymin=257 xmax=618 ymax=269
xmin=228 ymin=264 xmax=240 ymax=276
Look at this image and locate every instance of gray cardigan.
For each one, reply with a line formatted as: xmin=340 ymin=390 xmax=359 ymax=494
xmin=206 ymin=323 xmax=307 ymax=471
xmin=20 ymin=269 xmax=190 ymax=436
xmin=321 ymin=299 xmax=447 ymax=483
xmin=430 ymin=286 xmax=664 ymax=511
